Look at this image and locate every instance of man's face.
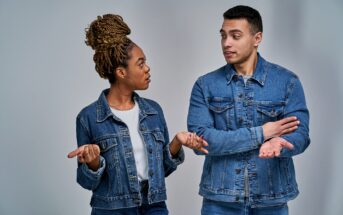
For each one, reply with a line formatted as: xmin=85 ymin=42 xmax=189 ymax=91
xmin=220 ymin=18 xmax=261 ymax=65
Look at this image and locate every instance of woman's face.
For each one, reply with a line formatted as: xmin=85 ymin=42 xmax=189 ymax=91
xmin=121 ymin=45 xmax=151 ymax=91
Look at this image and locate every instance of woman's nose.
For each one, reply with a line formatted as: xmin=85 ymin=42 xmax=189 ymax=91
xmin=145 ymin=64 xmax=150 ymax=72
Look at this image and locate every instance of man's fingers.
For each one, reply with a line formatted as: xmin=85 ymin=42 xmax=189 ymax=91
xmin=281 ymin=141 xmax=294 ymax=150
xmin=281 ymin=126 xmax=298 ymax=135
xmin=280 ymin=120 xmax=300 ymax=135
xmin=279 ymin=116 xmax=297 ymax=125
xmin=281 ymin=120 xmax=300 ymax=130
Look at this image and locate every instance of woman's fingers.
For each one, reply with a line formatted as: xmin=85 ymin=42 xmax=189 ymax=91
xmin=198 ymin=147 xmax=209 ymax=154
xmin=67 ymin=148 xmax=80 ymax=158
xmin=68 ymin=144 xmax=100 ymax=164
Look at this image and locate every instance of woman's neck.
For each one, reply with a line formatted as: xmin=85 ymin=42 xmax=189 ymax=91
xmin=106 ymin=84 xmax=135 ymax=110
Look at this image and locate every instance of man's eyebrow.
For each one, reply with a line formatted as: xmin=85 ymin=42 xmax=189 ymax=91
xmin=220 ymin=29 xmax=243 ymax=34
xmin=229 ymin=29 xmax=243 ymax=34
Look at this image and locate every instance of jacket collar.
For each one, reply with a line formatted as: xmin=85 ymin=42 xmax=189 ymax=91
xmin=225 ymin=53 xmax=267 ymax=86
xmin=96 ymin=89 xmax=157 ymax=123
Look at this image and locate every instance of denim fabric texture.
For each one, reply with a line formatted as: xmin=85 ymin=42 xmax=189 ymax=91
xmin=91 ymin=181 xmax=168 ymax=215
xmin=76 ymin=89 xmax=184 ymax=210
xmin=187 ymin=54 xmax=310 ymax=208
xmin=201 ymin=198 xmax=288 ymax=215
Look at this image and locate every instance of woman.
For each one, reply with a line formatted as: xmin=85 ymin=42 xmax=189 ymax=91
xmin=67 ymin=14 xmax=207 ymax=214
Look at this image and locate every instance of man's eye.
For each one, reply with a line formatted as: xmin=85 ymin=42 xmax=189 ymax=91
xmin=221 ymin=34 xmax=226 ymax=39
xmin=233 ymin=34 xmax=241 ymax=40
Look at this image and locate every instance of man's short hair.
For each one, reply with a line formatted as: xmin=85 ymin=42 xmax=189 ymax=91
xmin=223 ymin=5 xmax=263 ymax=34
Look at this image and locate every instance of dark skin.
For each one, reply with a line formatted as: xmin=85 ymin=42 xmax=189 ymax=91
xmin=68 ymin=45 xmax=208 ymax=170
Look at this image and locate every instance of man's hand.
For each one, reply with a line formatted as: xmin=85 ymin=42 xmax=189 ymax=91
xmin=262 ymin=116 xmax=300 ymax=140
xmin=67 ymin=144 xmax=100 ymax=171
xmin=259 ymin=137 xmax=294 ymax=158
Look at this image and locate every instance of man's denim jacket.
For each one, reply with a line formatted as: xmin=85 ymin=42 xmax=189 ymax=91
xmin=76 ymin=89 xmax=184 ymax=210
xmin=187 ymin=54 xmax=310 ymax=207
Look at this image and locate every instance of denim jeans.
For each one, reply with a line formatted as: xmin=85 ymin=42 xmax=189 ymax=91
xmin=201 ymin=198 xmax=288 ymax=215
xmin=91 ymin=181 xmax=168 ymax=215
xmin=91 ymin=201 xmax=168 ymax=215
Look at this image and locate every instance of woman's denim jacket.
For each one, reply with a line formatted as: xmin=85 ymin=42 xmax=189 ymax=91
xmin=187 ymin=55 xmax=310 ymax=208
xmin=75 ymin=89 xmax=184 ymax=210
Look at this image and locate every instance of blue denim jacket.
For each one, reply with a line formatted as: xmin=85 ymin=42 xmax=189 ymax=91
xmin=76 ymin=89 xmax=184 ymax=210
xmin=187 ymin=54 xmax=310 ymax=207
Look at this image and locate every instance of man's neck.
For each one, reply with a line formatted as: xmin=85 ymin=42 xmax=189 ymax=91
xmin=233 ymin=53 xmax=258 ymax=76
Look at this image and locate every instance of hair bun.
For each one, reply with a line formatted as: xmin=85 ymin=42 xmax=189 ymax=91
xmin=85 ymin=14 xmax=131 ymax=51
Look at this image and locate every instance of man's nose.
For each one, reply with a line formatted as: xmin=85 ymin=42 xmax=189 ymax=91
xmin=223 ymin=37 xmax=233 ymax=48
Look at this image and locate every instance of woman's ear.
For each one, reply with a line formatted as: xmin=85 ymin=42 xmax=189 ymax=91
xmin=115 ymin=67 xmax=127 ymax=79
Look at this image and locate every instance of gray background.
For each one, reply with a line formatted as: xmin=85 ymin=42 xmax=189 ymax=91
xmin=1 ymin=0 xmax=342 ymax=214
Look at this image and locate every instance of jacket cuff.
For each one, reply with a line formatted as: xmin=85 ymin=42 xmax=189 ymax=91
xmin=253 ymin=126 xmax=264 ymax=146
xmin=81 ymin=156 xmax=106 ymax=179
xmin=164 ymin=144 xmax=185 ymax=168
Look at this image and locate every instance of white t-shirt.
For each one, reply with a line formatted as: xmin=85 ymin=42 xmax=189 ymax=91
xmin=110 ymin=103 xmax=148 ymax=181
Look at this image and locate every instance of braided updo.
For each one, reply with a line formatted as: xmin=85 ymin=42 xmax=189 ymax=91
xmin=85 ymin=14 xmax=135 ymax=83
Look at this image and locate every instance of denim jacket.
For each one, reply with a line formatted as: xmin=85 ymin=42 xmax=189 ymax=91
xmin=187 ymin=54 xmax=310 ymax=207
xmin=75 ymin=89 xmax=184 ymax=210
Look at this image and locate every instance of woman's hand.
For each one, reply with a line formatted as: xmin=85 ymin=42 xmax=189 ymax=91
xmin=262 ymin=116 xmax=300 ymax=140
xmin=174 ymin=131 xmax=209 ymax=154
xmin=67 ymin=144 xmax=100 ymax=171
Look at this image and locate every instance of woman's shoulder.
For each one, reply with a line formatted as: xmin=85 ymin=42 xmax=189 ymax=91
xmin=77 ymin=100 xmax=98 ymax=119
xmin=137 ymin=96 xmax=163 ymax=113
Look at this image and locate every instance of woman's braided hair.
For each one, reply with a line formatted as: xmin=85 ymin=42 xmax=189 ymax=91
xmin=85 ymin=14 xmax=135 ymax=83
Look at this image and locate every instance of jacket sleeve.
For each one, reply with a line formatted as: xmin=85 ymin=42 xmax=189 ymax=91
xmin=75 ymin=115 xmax=106 ymax=190
xmin=187 ymin=78 xmax=264 ymax=156
xmin=158 ymin=104 xmax=185 ymax=177
xmin=280 ymin=77 xmax=310 ymax=157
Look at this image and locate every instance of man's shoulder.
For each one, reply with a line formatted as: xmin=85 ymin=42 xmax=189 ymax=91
xmin=264 ymin=59 xmax=298 ymax=80
xmin=199 ymin=65 xmax=228 ymax=80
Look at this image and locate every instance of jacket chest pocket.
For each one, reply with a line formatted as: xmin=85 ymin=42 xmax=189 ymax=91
xmin=97 ymin=137 xmax=120 ymax=170
xmin=256 ymin=101 xmax=285 ymax=124
xmin=152 ymin=131 xmax=165 ymax=159
xmin=208 ymin=97 xmax=234 ymax=130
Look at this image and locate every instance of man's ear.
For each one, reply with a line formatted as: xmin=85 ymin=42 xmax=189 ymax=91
xmin=254 ymin=32 xmax=263 ymax=47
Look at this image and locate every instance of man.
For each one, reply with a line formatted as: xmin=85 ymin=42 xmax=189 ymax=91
xmin=187 ymin=5 xmax=310 ymax=215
